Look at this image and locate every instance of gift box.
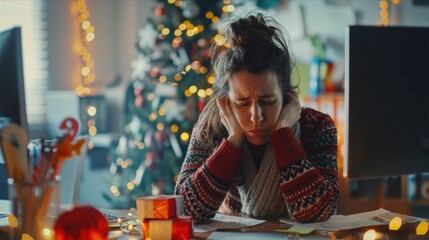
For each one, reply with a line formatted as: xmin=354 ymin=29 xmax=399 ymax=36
xmin=142 ymin=216 xmax=192 ymax=240
xmin=136 ymin=195 xmax=184 ymax=220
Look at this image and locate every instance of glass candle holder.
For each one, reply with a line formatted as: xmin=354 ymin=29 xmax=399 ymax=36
xmin=8 ymin=178 xmax=60 ymax=240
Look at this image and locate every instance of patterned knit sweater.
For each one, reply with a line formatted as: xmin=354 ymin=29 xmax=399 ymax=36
xmin=174 ymin=107 xmax=339 ymax=223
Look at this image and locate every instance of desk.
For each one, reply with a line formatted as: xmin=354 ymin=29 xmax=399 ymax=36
xmin=1 ymin=200 xmax=427 ymax=240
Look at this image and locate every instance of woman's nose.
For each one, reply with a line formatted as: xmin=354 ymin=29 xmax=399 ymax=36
xmin=250 ymin=102 xmax=264 ymax=123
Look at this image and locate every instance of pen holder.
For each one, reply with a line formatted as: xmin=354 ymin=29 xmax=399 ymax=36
xmin=8 ymin=178 xmax=60 ymax=240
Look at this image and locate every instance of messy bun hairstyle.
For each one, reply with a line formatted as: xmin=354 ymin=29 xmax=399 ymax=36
xmin=192 ymin=13 xmax=296 ymax=148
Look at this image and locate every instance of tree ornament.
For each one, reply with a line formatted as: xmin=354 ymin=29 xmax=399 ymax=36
xmin=154 ymin=131 xmax=169 ymax=143
xmin=198 ymin=98 xmax=206 ymax=112
xmin=154 ymin=4 xmax=166 ymax=17
xmin=135 ymin=95 xmax=144 ymax=108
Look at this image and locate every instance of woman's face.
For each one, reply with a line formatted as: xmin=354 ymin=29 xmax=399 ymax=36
xmin=228 ymin=70 xmax=283 ymax=145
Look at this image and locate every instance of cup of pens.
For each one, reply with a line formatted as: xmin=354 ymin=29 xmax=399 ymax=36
xmin=8 ymin=178 xmax=60 ymax=240
xmin=1 ymin=118 xmax=85 ymax=240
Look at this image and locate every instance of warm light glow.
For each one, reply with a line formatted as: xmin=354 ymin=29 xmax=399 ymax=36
xmin=180 ymin=132 xmax=190 ymax=141
xmin=147 ymin=93 xmax=155 ymax=101
xmin=88 ymin=126 xmax=97 ymax=135
xmin=87 ymin=119 xmax=95 ymax=127
xmin=7 ymin=214 xmax=18 ymax=227
xmin=416 ymin=221 xmax=429 ymax=235
xmin=87 ymin=139 xmax=94 ymax=150
xmin=137 ymin=142 xmax=145 ymax=149
xmin=86 ymin=32 xmax=95 ymax=42
xmin=175 ymin=0 xmax=182 ymax=7
xmin=206 ymin=88 xmax=214 ymax=96
xmin=186 ymin=30 xmax=195 ymax=37
xmin=389 ymin=217 xmax=402 ymax=230
xmin=380 ymin=0 xmax=388 ymax=9
xmin=227 ymin=5 xmax=235 ymax=12
xmin=159 ymin=75 xmax=167 ymax=83
xmin=86 ymin=60 xmax=95 ymax=68
xmin=174 ymin=73 xmax=182 ymax=81
xmin=84 ymin=73 xmax=96 ymax=84
xmin=184 ymin=89 xmax=192 ymax=97
xmin=205 ymin=11 xmax=214 ymax=19
xmin=161 ymin=28 xmax=170 ymax=35
xmin=170 ymin=124 xmax=179 ymax=133
xmin=81 ymin=66 xmax=90 ymax=76
xmin=87 ymin=105 xmax=97 ymax=116
xmin=82 ymin=20 xmax=90 ymax=29
xmin=185 ymin=65 xmax=192 ymax=72
xmin=22 ymin=233 xmax=34 ymax=240
xmin=391 ymin=0 xmax=400 ymax=4
xmin=380 ymin=9 xmax=389 ymax=18
xmin=42 ymin=228 xmax=53 ymax=239
xmin=212 ymin=16 xmax=220 ymax=23
xmin=199 ymin=66 xmax=208 ymax=74
xmin=189 ymin=85 xmax=197 ymax=93
xmin=179 ymin=23 xmax=187 ymax=31
xmin=156 ymin=123 xmax=165 ymax=131
xmin=127 ymin=182 xmax=135 ymax=190
xmin=207 ymin=75 xmax=216 ymax=84
xmin=149 ymin=113 xmax=158 ymax=121
xmin=197 ymin=89 xmax=206 ymax=98
xmin=174 ymin=29 xmax=182 ymax=36
xmin=158 ymin=108 xmax=166 ymax=116
xmin=87 ymin=26 xmax=95 ymax=33
xmin=167 ymin=0 xmax=175 ymax=4
xmin=382 ymin=18 xmax=389 ymax=25
xmin=363 ymin=229 xmax=376 ymax=240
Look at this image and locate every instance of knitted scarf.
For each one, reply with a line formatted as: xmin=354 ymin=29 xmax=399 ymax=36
xmin=236 ymin=123 xmax=301 ymax=218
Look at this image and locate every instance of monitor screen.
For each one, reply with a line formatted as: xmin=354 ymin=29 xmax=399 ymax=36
xmin=0 ymin=27 xmax=27 ymax=198
xmin=0 ymin=26 xmax=27 ymax=133
xmin=344 ymin=25 xmax=429 ymax=179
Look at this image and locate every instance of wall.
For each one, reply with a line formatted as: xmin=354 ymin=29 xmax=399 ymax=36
xmin=46 ymin=0 xmax=155 ymax=133
xmin=46 ymin=0 xmax=429 ymax=135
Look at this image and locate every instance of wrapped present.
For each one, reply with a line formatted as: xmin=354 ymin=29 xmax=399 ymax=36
xmin=143 ymin=216 xmax=192 ymax=240
xmin=136 ymin=195 xmax=184 ymax=220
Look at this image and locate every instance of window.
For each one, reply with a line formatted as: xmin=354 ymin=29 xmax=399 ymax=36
xmin=0 ymin=0 xmax=48 ymax=137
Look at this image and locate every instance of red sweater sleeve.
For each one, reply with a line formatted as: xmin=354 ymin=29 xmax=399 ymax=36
xmin=205 ymin=139 xmax=244 ymax=183
xmin=271 ymin=127 xmax=307 ymax=170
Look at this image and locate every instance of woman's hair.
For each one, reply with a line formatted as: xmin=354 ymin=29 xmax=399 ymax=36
xmin=193 ymin=12 xmax=296 ymax=148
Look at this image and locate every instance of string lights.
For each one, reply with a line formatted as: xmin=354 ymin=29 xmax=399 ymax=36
xmin=377 ymin=0 xmax=401 ymax=26
xmin=71 ymin=0 xmax=99 ymax=138
xmin=152 ymin=0 xmax=235 ymax=143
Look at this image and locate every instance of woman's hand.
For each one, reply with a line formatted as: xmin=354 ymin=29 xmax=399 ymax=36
xmin=275 ymin=90 xmax=301 ymax=131
xmin=217 ymin=96 xmax=244 ymax=148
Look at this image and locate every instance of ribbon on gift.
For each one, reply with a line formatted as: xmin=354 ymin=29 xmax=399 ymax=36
xmin=143 ymin=216 xmax=192 ymax=240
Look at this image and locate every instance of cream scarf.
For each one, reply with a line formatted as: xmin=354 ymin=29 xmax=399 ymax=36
xmin=236 ymin=123 xmax=301 ymax=218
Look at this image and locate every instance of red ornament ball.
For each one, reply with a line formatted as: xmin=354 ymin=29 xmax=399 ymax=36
xmin=135 ymin=95 xmax=144 ymax=107
xmin=154 ymin=5 xmax=166 ymax=17
xmin=54 ymin=205 xmax=108 ymax=240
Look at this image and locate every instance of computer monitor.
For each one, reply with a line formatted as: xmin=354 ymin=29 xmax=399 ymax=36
xmin=0 ymin=27 xmax=28 ymax=198
xmin=344 ymin=25 xmax=429 ymax=179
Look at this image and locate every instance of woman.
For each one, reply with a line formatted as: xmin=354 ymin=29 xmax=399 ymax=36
xmin=174 ymin=13 xmax=339 ymax=223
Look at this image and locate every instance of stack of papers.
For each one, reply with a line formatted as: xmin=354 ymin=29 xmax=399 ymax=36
xmin=280 ymin=208 xmax=423 ymax=234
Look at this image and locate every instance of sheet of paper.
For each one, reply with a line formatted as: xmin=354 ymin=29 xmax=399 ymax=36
xmin=279 ymin=208 xmax=422 ymax=232
xmin=194 ymin=214 xmax=265 ymax=233
xmin=208 ymin=231 xmax=328 ymax=240
xmin=275 ymin=226 xmax=315 ymax=235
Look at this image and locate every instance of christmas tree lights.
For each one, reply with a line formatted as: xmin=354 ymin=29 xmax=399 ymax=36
xmin=105 ymin=0 xmax=237 ymax=208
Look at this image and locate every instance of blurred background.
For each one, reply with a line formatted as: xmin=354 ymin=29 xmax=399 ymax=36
xmin=0 ymin=0 xmax=428 ymax=214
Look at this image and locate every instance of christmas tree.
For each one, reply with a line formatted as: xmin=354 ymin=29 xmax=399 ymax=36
xmin=104 ymin=0 xmax=237 ymax=209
